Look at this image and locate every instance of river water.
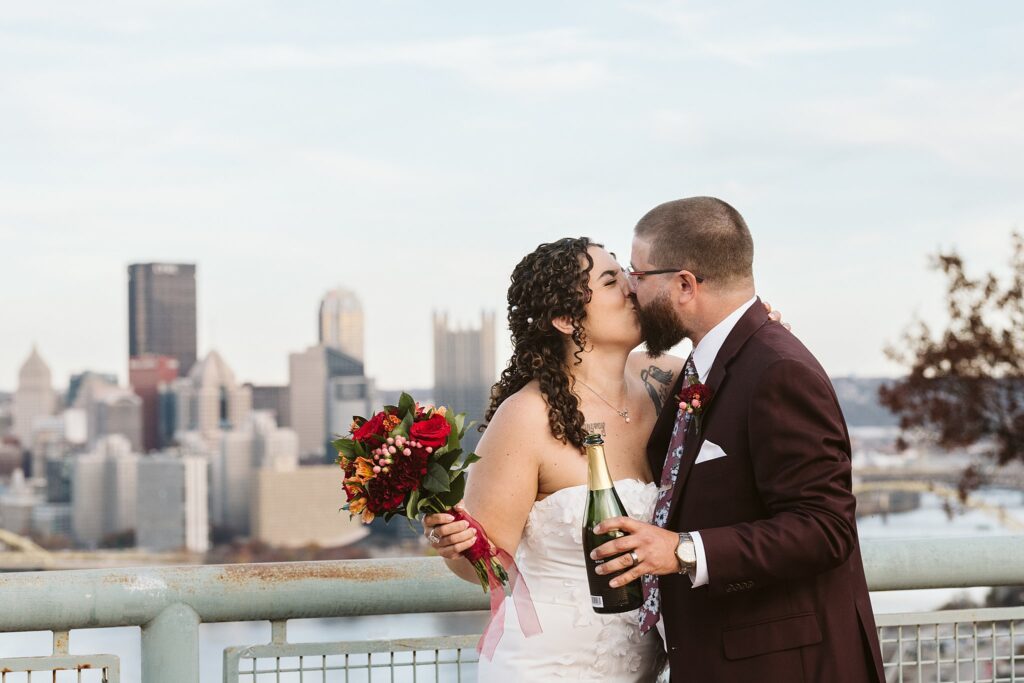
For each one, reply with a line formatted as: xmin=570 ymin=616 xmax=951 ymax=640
xmin=3 ymin=487 xmax=1023 ymax=681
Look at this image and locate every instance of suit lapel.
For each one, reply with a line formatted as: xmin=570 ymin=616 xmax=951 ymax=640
xmin=666 ymin=299 xmax=771 ymax=522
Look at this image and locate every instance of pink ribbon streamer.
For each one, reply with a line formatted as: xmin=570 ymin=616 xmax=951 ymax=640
xmin=450 ymin=510 xmax=542 ymax=659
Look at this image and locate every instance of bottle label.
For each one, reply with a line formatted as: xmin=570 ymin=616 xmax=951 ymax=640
xmin=591 ymin=595 xmax=604 ymax=608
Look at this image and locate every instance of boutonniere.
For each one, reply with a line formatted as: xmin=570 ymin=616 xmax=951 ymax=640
xmin=678 ymin=383 xmax=714 ymax=438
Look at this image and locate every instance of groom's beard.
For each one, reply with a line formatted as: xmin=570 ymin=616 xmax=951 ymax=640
xmin=636 ymin=292 xmax=690 ymax=357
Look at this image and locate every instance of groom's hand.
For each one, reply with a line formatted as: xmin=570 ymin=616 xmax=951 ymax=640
xmin=591 ymin=517 xmax=681 ymax=587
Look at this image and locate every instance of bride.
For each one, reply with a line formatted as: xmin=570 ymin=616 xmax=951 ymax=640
xmin=424 ymin=237 xmax=678 ymax=680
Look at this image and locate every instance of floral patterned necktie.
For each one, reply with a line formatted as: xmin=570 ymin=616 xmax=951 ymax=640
xmin=639 ymin=354 xmax=699 ymax=634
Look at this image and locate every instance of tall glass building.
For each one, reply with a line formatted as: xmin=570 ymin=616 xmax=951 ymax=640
xmin=128 ymin=263 xmax=198 ymax=376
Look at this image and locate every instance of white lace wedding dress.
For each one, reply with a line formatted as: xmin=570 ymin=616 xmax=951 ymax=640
xmin=478 ymin=478 xmax=664 ymax=681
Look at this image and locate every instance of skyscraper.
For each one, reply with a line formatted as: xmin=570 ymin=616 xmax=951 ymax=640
xmin=137 ymin=452 xmax=209 ymax=553
xmin=433 ymin=312 xmax=496 ymax=451
xmin=128 ymin=263 xmax=198 ymax=376
xmin=71 ymin=434 xmax=139 ymax=548
xmin=129 ymin=355 xmax=180 ymax=452
xmin=13 ymin=346 xmax=58 ymax=447
xmin=288 ymin=345 xmax=363 ymax=459
xmin=72 ymin=374 xmax=143 ymax=452
xmin=165 ymin=350 xmax=252 ymax=445
xmin=319 ymin=288 xmax=364 ymax=361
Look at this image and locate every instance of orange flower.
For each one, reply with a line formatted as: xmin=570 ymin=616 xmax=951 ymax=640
xmin=383 ymin=413 xmax=401 ymax=432
xmin=349 ymin=495 xmax=373 ymax=524
xmin=354 ymin=457 xmax=376 ymax=481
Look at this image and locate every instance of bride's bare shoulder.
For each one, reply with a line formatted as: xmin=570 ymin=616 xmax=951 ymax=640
xmin=476 ymin=382 xmax=554 ymax=466
xmin=487 ymin=381 xmax=550 ymax=430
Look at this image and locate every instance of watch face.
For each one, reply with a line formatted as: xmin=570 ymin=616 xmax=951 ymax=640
xmin=678 ymin=537 xmax=696 ymax=565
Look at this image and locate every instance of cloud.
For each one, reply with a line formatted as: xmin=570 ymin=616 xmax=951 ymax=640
xmin=630 ymin=0 xmax=923 ymax=67
xmin=792 ymin=77 xmax=1024 ymax=173
xmin=78 ymin=29 xmax=623 ymax=95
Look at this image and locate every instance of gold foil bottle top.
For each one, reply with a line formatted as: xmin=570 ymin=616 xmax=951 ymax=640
xmin=585 ymin=433 xmax=614 ymax=491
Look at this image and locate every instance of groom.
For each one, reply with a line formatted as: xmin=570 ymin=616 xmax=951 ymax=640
xmin=592 ymin=197 xmax=885 ymax=682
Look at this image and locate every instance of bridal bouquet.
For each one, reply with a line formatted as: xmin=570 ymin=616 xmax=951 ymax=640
xmin=335 ymin=393 xmax=540 ymax=657
xmin=334 ymin=393 xmax=504 ymax=588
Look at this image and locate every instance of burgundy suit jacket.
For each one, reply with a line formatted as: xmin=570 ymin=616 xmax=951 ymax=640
xmin=648 ymin=300 xmax=885 ymax=683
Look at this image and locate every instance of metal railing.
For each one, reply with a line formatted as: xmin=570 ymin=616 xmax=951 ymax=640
xmin=0 ymin=536 xmax=1022 ymax=682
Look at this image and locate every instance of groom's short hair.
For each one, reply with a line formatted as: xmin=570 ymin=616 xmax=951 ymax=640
xmin=634 ymin=197 xmax=754 ymax=287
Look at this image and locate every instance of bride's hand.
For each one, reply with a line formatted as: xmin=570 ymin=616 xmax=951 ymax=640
xmin=763 ymin=301 xmax=792 ymax=331
xmin=422 ymin=504 xmax=478 ymax=560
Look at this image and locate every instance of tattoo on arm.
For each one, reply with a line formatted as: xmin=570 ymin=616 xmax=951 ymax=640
xmin=583 ymin=422 xmax=607 ymax=436
xmin=640 ymin=365 xmax=675 ymax=413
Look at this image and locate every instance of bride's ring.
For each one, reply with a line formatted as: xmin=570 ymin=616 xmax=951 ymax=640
xmin=628 ymin=550 xmax=640 ymax=567
xmin=428 ymin=529 xmax=440 ymax=544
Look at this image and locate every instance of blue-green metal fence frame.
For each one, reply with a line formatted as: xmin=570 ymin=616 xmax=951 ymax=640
xmin=1 ymin=536 xmax=1023 ymax=682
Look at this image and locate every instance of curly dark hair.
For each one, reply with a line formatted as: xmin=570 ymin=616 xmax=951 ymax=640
xmin=483 ymin=237 xmax=597 ymax=450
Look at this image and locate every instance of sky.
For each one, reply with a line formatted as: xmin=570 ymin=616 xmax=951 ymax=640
xmin=2 ymin=1 xmax=1023 ymax=392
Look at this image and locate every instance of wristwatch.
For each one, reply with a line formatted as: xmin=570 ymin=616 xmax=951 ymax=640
xmin=675 ymin=532 xmax=697 ymax=574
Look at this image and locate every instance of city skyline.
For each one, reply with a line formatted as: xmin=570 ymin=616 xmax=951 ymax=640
xmin=3 ymin=1 xmax=1023 ymax=391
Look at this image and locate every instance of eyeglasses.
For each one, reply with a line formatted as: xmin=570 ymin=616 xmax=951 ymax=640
xmin=626 ymin=268 xmax=706 ymax=290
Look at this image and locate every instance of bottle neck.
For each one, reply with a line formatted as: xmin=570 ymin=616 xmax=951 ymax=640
xmin=586 ymin=444 xmax=614 ymax=491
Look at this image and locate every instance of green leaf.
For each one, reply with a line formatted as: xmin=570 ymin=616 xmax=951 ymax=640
xmin=332 ymin=438 xmax=358 ymax=459
xmin=398 ymin=393 xmax=415 ymax=417
xmin=436 ymin=448 xmax=462 ymax=472
xmin=394 ymin=410 xmax=414 ymax=437
xmin=447 ymin=472 xmax=467 ymax=502
xmin=455 ymin=414 xmax=466 ymax=435
xmin=422 ymin=462 xmax=451 ymax=494
xmin=405 ymin=488 xmax=421 ymax=519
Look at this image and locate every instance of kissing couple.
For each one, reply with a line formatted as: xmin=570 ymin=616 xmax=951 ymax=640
xmin=424 ymin=197 xmax=885 ymax=682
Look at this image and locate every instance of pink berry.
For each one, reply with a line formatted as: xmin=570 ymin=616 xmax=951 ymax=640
xmin=373 ymin=466 xmax=381 ymax=474
xmin=426 ymin=447 xmax=433 ymax=454
xmin=389 ymin=446 xmax=397 ymax=454
xmin=403 ymin=448 xmax=411 ymax=456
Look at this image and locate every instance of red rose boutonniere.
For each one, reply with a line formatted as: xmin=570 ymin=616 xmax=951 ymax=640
xmin=678 ymin=383 xmax=714 ymax=438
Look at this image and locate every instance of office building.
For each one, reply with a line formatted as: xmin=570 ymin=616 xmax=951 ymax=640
xmin=319 ymin=288 xmax=364 ymax=361
xmin=71 ymin=435 xmax=139 ymax=548
xmin=251 ymin=465 xmax=368 ymax=548
xmin=288 ymin=345 xmax=363 ymax=459
xmin=129 ymin=354 xmax=180 ymax=452
xmin=137 ymin=452 xmax=209 ymax=553
xmin=128 ymin=263 xmax=198 ymax=375
xmin=433 ymin=312 xmax=496 ymax=451
xmin=13 ymin=346 xmax=58 ymax=447
xmin=166 ymin=350 xmax=251 ymax=445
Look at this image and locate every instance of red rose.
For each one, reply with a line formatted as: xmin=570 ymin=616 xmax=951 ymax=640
xmin=409 ymin=413 xmax=451 ymax=448
xmin=352 ymin=411 xmax=388 ymax=442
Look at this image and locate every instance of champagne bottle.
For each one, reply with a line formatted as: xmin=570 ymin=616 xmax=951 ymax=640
xmin=582 ymin=433 xmax=643 ymax=613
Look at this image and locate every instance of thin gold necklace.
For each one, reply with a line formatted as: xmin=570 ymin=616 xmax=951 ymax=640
xmin=576 ymin=379 xmax=631 ymax=424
